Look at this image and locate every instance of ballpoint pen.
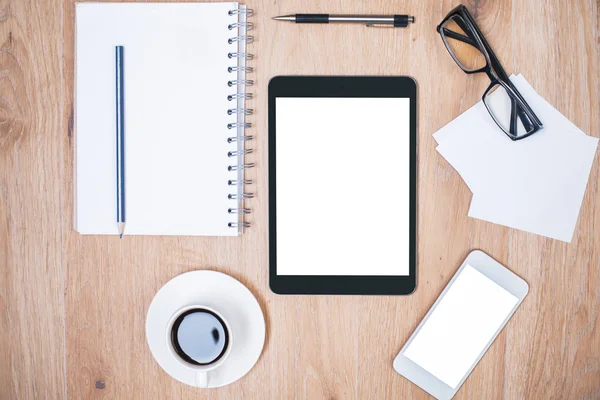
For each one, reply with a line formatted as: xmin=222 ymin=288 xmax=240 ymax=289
xmin=272 ymin=14 xmax=415 ymax=28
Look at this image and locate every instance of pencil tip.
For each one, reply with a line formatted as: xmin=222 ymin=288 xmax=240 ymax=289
xmin=118 ymin=222 xmax=125 ymax=238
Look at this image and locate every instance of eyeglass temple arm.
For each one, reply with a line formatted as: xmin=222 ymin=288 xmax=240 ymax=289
xmin=503 ymin=83 xmax=535 ymax=134
xmin=484 ymin=71 xmax=535 ymax=134
xmin=510 ymin=98 xmax=520 ymax=134
xmin=509 ymin=94 xmax=538 ymax=135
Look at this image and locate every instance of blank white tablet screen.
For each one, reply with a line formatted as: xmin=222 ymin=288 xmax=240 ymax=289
xmin=404 ymin=264 xmax=519 ymax=388
xmin=275 ymin=97 xmax=410 ymax=276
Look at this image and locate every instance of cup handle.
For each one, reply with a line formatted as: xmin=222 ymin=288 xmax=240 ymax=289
xmin=195 ymin=371 xmax=208 ymax=388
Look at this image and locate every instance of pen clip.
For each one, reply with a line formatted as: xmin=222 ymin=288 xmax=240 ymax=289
xmin=365 ymin=23 xmax=395 ymax=28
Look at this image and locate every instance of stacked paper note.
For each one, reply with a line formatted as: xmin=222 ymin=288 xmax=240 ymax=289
xmin=434 ymin=74 xmax=598 ymax=242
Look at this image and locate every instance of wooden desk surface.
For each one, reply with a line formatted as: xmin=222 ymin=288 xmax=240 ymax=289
xmin=1 ymin=0 xmax=599 ymax=398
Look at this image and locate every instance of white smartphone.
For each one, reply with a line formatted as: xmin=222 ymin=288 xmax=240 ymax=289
xmin=393 ymin=250 xmax=528 ymax=400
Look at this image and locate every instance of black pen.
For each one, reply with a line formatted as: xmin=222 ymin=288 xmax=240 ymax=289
xmin=272 ymin=14 xmax=415 ymax=28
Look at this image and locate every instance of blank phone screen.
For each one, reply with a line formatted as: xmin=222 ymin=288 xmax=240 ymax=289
xmin=403 ymin=264 xmax=519 ymax=389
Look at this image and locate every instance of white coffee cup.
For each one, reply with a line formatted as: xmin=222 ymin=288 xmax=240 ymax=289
xmin=166 ymin=305 xmax=233 ymax=388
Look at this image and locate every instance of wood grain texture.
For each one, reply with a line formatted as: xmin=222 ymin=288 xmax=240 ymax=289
xmin=0 ymin=0 xmax=67 ymax=398
xmin=0 ymin=0 xmax=597 ymax=398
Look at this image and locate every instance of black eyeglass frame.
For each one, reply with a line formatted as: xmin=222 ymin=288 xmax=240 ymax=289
xmin=436 ymin=5 xmax=543 ymax=141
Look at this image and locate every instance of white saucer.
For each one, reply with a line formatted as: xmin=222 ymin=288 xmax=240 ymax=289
xmin=146 ymin=271 xmax=265 ymax=388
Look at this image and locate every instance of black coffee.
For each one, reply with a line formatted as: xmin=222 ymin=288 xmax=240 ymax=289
xmin=170 ymin=309 xmax=229 ymax=366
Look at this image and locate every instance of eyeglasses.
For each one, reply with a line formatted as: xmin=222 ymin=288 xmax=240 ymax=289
xmin=437 ymin=5 xmax=543 ymax=141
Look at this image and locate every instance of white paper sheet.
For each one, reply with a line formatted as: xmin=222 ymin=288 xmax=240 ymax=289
xmin=75 ymin=3 xmax=241 ymax=235
xmin=434 ymin=75 xmax=598 ymax=242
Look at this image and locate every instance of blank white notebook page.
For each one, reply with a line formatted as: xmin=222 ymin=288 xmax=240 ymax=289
xmin=276 ymin=97 xmax=410 ymax=276
xmin=75 ymin=3 xmax=240 ymax=235
xmin=403 ymin=265 xmax=519 ymax=388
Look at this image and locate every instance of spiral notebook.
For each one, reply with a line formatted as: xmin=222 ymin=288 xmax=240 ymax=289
xmin=74 ymin=2 xmax=254 ymax=236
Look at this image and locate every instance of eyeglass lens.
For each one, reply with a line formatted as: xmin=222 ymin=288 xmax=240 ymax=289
xmin=440 ymin=15 xmax=487 ymax=72
xmin=484 ymin=84 xmax=534 ymax=137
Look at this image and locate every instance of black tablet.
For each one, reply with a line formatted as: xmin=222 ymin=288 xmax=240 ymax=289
xmin=268 ymin=76 xmax=417 ymax=295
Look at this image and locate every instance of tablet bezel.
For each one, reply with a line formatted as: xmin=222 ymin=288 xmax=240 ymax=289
xmin=392 ymin=250 xmax=529 ymax=399
xmin=268 ymin=76 xmax=417 ymax=295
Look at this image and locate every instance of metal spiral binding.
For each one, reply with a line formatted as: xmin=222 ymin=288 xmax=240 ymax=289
xmin=228 ymin=66 xmax=253 ymax=73
xmin=228 ymin=163 xmax=255 ymax=172
xmin=227 ymin=122 xmax=251 ymax=129
xmin=228 ymin=52 xmax=254 ymax=60
xmin=228 ymin=208 xmax=251 ymax=214
xmin=228 ymin=149 xmax=253 ymax=157
xmin=227 ymin=93 xmax=253 ymax=101
xmin=227 ymin=135 xmax=253 ymax=143
xmin=228 ymin=193 xmax=254 ymax=200
xmin=228 ymin=222 xmax=251 ymax=228
xmin=227 ymin=108 xmax=253 ymax=115
xmin=228 ymin=7 xmax=254 ymax=231
xmin=228 ymin=22 xmax=254 ymax=30
xmin=228 ymin=79 xmax=254 ymax=87
xmin=228 ymin=36 xmax=254 ymax=44
xmin=228 ymin=179 xmax=253 ymax=185
xmin=228 ymin=8 xmax=254 ymax=16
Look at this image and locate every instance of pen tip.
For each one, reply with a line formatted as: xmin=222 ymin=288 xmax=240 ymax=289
xmin=272 ymin=15 xmax=295 ymax=21
xmin=120 ymin=233 xmax=123 ymax=239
